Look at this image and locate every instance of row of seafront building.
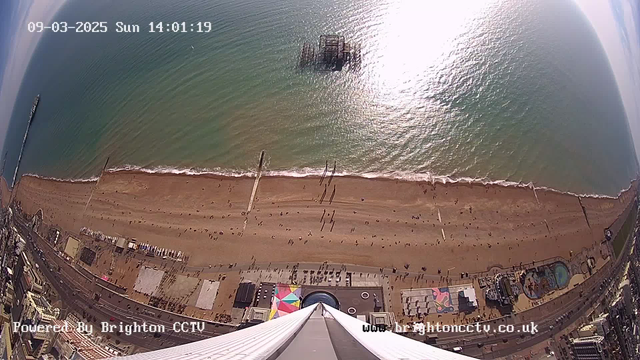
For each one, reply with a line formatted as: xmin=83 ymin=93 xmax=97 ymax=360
xmin=550 ymin=201 xmax=640 ymax=360
xmin=0 ymin=207 xmax=119 ymax=360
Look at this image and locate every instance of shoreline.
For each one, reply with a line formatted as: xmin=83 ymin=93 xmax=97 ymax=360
xmin=21 ymin=165 xmax=634 ymax=199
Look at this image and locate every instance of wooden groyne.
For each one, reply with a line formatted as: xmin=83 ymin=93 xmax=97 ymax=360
xmin=82 ymin=157 xmax=110 ymax=215
xmin=246 ymin=150 xmax=265 ymax=215
xmin=242 ymin=151 xmax=265 ymax=235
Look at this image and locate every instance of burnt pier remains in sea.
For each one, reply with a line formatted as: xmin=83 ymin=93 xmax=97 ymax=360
xmin=299 ymin=35 xmax=361 ymax=71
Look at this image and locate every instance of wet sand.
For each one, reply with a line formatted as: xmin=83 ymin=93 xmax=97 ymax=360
xmin=14 ymin=172 xmax=636 ymax=274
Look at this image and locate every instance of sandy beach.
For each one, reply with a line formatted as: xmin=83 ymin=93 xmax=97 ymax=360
xmin=13 ymin=171 xmax=636 ymax=275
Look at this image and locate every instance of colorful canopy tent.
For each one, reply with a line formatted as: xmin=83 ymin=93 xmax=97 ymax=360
xmin=269 ymin=284 xmax=302 ymax=320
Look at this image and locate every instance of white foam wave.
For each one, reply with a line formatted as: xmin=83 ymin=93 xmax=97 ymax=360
xmin=23 ymin=165 xmax=632 ymax=200
xmin=106 ymin=164 xmax=254 ymax=177
xmin=264 ymin=168 xmax=623 ymax=199
xmin=23 ymin=173 xmax=100 ymax=183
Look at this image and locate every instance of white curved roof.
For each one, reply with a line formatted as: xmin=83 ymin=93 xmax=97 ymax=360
xmin=323 ymin=304 xmax=476 ymax=360
xmin=111 ymin=303 xmax=477 ymax=360
xmin=110 ymin=304 xmax=317 ymax=360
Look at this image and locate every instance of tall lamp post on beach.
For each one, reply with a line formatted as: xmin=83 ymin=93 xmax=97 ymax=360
xmin=447 ymin=267 xmax=455 ymax=284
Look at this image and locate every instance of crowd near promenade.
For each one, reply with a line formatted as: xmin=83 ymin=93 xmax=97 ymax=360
xmin=1 ymin=172 xmax=637 ymax=357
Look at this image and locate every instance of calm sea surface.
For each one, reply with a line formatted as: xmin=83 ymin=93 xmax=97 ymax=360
xmin=2 ymin=0 xmax=638 ymax=195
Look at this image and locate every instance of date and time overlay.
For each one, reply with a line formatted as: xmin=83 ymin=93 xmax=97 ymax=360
xmin=28 ymin=21 xmax=213 ymax=33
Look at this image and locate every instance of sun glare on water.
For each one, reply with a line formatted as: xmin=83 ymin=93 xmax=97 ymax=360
xmin=362 ymin=0 xmax=500 ymax=107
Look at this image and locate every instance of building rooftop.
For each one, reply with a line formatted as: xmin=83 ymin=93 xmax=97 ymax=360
xmin=571 ymin=335 xmax=605 ymax=344
xmin=51 ymin=320 xmax=113 ymax=359
xmin=242 ymin=307 xmax=270 ymax=323
xmin=235 ymin=282 xmax=256 ymax=305
xmin=26 ymin=291 xmax=56 ymax=318
xmin=578 ymin=324 xmax=597 ymax=337
xmin=619 ymin=278 xmax=630 ymax=288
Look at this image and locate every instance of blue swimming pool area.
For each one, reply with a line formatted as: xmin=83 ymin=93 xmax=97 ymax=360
xmin=522 ymin=261 xmax=572 ymax=299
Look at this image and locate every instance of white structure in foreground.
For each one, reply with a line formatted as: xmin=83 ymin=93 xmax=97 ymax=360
xmin=111 ymin=303 xmax=476 ymax=360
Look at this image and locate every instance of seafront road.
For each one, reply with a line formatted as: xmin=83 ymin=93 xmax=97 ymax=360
xmin=16 ymin=218 xmax=234 ymax=353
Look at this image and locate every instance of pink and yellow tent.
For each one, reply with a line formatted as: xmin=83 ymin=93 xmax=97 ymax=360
xmin=269 ymin=284 xmax=302 ymax=320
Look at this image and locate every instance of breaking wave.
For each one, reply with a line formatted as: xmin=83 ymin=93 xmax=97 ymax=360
xmin=22 ymin=173 xmax=100 ymax=183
